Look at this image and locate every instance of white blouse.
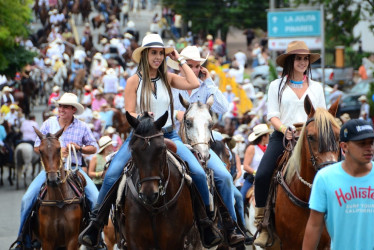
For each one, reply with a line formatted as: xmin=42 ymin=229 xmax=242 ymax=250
xmin=267 ymin=78 xmax=326 ymax=127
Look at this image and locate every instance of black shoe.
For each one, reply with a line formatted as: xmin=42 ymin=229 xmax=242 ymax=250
xmin=9 ymin=241 xmax=22 ymax=250
xmin=78 ymin=220 xmax=102 ymax=248
xmin=199 ymin=218 xmax=223 ymax=248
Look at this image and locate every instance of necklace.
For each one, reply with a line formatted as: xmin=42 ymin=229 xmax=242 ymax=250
xmin=289 ymin=75 xmax=306 ymax=89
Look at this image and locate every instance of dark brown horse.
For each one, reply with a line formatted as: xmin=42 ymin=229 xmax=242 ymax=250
xmin=74 ymin=68 xmax=86 ymax=98
xmin=273 ymin=96 xmax=341 ymax=249
xmin=115 ymin=111 xmax=195 ymax=249
xmin=112 ymin=109 xmax=131 ymax=140
xmin=39 ymin=2 xmax=48 ymax=26
xmin=79 ymin=0 xmax=92 ymax=23
xmin=32 ymin=127 xmax=86 ymax=250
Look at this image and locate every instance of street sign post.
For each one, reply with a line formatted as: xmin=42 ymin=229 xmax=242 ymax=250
xmin=268 ymin=10 xmax=321 ymax=38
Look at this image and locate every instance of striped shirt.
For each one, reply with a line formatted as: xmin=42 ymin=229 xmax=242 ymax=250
xmin=34 ymin=116 xmax=98 ymax=166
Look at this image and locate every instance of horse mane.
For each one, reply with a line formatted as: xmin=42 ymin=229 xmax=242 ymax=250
xmin=285 ymin=108 xmax=340 ymax=184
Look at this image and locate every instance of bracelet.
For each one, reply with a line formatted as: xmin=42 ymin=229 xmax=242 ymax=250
xmin=177 ymin=56 xmax=185 ymax=63
xmin=279 ymin=125 xmax=286 ymax=133
xmin=95 ymin=172 xmax=99 ymax=178
xmin=179 ymin=59 xmax=187 ymax=66
xmin=173 ymin=110 xmax=179 ymax=120
xmin=79 ymin=146 xmax=83 ymax=153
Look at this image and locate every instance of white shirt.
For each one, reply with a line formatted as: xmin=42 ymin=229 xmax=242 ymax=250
xmin=103 ymin=74 xmax=119 ymax=93
xmin=228 ymin=65 xmax=244 ymax=84
xmin=21 ymin=120 xmax=39 ymax=141
xmin=234 ymin=51 xmax=247 ymax=67
xmin=242 ymin=83 xmax=256 ymax=100
xmin=267 ymin=78 xmax=326 ymax=126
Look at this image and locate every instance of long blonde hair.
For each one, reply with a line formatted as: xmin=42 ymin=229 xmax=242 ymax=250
xmin=136 ymin=48 xmax=174 ymax=126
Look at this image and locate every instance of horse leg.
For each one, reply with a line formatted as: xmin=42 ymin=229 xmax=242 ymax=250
xmin=66 ymin=238 xmax=79 ymax=250
xmin=103 ymin=219 xmax=116 ymax=250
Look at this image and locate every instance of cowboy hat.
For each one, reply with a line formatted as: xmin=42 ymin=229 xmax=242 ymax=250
xmin=340 ymin=113 xmax=351 ymax=123
xmin=106 ymin=68 xmax=116 ymax=75
xmin=233 ymin=134 xmax=245 ymax=142
xmin=255 ymin=92 xmax=264 ymax=99
xmin=233 ymin=97 xmax=240 ymax=102
xmin=132 ymin=34 xmax=174 ymax=63
xmin=248 ymin=124 xmax=273 ymax=142
xmin=92 ymin=111 xmax=100 ymax=119
xmin=97 ymin=136 xmax=113 ymax=154
xmin=84 ymin=85 xmax=92 ymax=91
xmin=127 ymin=20 xmax=135 ymax=28
xmin=124 ymin=33 xmax=133 ymax=39
xmin=226 ymin=85 xmax=232 ymax=91
xmin=52 ymin=86 xmax=60 ymax=92
xmin=167 ymin=46 xmax=209 ymax=70
xmin=276 ymin=41 xmax=320 ymax=67
xmin=206 ymin=34 xmax=213 ymax=40
xmin=358 ymin=95 xmax=367 ymax=102
xmin=105 ymin=126 xmax=116 ymax=134
xmin=57 ymin=93 xmax=84 ymax=115
xmin=2 ymin=86 xmax=13 ymax=92
xmin=10 ymin=104 xmax=18 ymax=110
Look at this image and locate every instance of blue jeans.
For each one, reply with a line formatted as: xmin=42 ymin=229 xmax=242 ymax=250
xmin=207 ymin=149 xmax=239 ymax=222
xmin=240 ymin=179 xmax=253 ymax=205
xmin=234 ymin=186 xmax=245 ymax=224
xmin=97 ymin=131 xmax=210 ymax=206
xmin=18 ymin=168 xmax=98 ymax=236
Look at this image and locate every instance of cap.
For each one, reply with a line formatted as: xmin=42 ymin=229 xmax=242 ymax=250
xmin=340 ymin=119 xmax=374 ymax=142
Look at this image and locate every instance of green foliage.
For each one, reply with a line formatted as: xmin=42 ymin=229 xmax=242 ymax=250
xmin=0 ymin=46 xmax=37 ymax=77
xmin=293 ymin=0 xmax=363 ymax=48
xmin=162 ymin=0 xmax=268 ymax=41
xmin=268 ymin=60 xmax=278 ymax=82
xmin=0 ymin=0 xmax=33 ymax=72
xmin=366 ymin=81 xmax=374 ymax=117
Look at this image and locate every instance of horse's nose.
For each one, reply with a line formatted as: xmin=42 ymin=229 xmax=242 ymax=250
xmin=46 ymin=173 xmax=60 ymax=187
xmin=197 ymin=151 xmax=210 ymax=166
xmin=139 ymin=192 xmax=159 ymax=205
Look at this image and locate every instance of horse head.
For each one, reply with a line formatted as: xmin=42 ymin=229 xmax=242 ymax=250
xmin=286 ymin=95 xmax=341 ymax=186
xmin=126 ymin=111 xmax=168 ymax=205
xmin=179 ymin=94 xmax=214 ymax=166
xmin=34 ymin=127 xmax=64 ymax=187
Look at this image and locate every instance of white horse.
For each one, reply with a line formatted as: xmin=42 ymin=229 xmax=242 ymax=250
xmin=14 ymin=143 xmax=40 ymax=190
xmin=53 ymin=64 xmax=68 ymax=88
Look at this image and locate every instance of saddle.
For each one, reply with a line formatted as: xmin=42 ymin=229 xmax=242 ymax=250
xmin=260 ymin=123 xmax=304 ymax=247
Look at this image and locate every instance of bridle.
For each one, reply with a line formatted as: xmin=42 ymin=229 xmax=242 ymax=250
xmin=304 ymin=117 xmax=338 ymax=172
xmin=132 ymin=132 xmax=170 ymax=203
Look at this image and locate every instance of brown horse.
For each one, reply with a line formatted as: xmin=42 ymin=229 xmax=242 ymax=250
xmin=115 ymin=111 xmax=195 ymax=249
xmin=79 ymin=0 xmax=91 ymax=23
xmin=273 ymin=96 xmax=341 ymax=249
xmin=112 ymin=109 xmax=131 ymax=140
xmin=32 ymin=127 xmax=86 ymax=250
xmin=39 ymin=2 xmax=48 ymax=26
xmin=74 ymin=68 xmax=86 ymax=98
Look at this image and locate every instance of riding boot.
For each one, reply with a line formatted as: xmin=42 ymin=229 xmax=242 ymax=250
xmin=254 ymin=207 xmax=270 ymax=247
xmin=220 ymin=209 xmax=245 ymax=247
xmin=79 ymin=177 xmax=122 ymax=248
xmin=236 ymin=212 xmax=254 ymax=245
xmin=191 ymin=184 xmax=223 ymax=248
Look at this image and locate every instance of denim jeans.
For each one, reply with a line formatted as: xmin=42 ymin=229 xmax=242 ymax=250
xmin=240 ymin=179 xmax=253 ymax=205
xmin=97 ymin=131 xmax=210 ymax=206
xmin=18 ymin=168 xmax=98 ymax=235
xmin=233 ymin=186 xmax=245 ymax=225
xmin=208 ymin=149 xmax=239 ymax=222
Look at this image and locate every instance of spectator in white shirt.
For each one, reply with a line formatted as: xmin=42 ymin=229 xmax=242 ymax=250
xmin=228 ymin=61 xmax=244 ymax=84
xmin=20 ymin=114 xmax=39 ymax=145
xmin=234 ymin=50 xmax=247 ymax=68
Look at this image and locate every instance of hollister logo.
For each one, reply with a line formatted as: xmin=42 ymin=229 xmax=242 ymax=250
xmin=335 ymin=186 xmax=374 ymax=206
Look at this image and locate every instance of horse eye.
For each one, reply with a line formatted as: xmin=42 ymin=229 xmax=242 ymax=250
xmin=208 ymin=122 xmax=213 ymax=129
xmin=307 ymin=135 xmax=315 ymax=141
xmin=185 ymin=120 xmax=192 ymax=128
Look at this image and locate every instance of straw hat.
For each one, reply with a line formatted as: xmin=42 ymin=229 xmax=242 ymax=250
xmin=206 ymin=34 xmax=213 ymax=40
xmin=248 ymin=124 xmax=273 ymax=142
xmin=127 ymin=20 xmax=135 ymax=28
xmin=57 ymin=93 xmax=84 ymax=115
xmin=97 ymin=136 xmax=113 ymax=153
xmin=132 ymin=34 xmax=174 ymax=63
xmin=10 ymin=104 xmax=18 ymax=110
xmin=358 ymin=95 xmax=367 ymax=102
xmin=226 ymin=85 xmax=232 ymax=91
xmin=255 ymin=92 xmax=264 ymax=99
xmin=233 ymin=134 xmax=245 ymax=142
xmin=124 ymin=33 xmax=133 ymax=39
xmin=84 ymin=85 xmax=92 ymax=91
xmin=276 ymin=41 xmax=320 ymax=67
xmin=2 ymin=86 xmax=13 ymax=92
xmin=167 ymin=46 xmax=209 ymax=70
xmin=238 ymin=124 xmax=248 ymax=133
xmin=340 ymin=113 xmax=351 ymax=123
xmin=92 ymin=111 xmax=100 ymax=119
xmin=233 ymin=97 xmax=240 ymax=102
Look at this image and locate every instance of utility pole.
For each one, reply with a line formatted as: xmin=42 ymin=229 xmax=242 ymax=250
xmin=270 ymin=0 xmax=277 ymax=63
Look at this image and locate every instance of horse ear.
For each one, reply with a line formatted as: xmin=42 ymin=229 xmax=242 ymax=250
xmin=54 ymin=127 xmax=64 ymax=138
xmin=206 ymin=94 xmax=214 ymax=108
xmin=328 ymin=95 xmax=340 ymax=117
xmin=155 ymin=111 xmax=168 ymax=131
xmin=33 ymin=126 xmax=45 ymax=140
xmin=304 ymin=95 xmax=315 ymax=118
xmin=179 ymin=94 xmax=190 ymax=109
xmin=126 ymin=111 xmax=139 ymax=129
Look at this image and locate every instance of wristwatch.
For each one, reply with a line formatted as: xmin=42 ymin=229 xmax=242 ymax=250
xmin=78 ymin=146 xmax=83 ymax=153
xmin=177 ymin=57 xmax=187 ymax=66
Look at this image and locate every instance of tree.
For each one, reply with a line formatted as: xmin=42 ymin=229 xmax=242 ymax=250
xmin=0 ymin=0 xmax=35 ymax=75
xmin=162 ymin=0 xmax=268 ymax=42
xmin=294 ymin=0 xmax=363 ymax=48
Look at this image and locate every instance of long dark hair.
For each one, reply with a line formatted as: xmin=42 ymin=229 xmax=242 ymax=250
xmin=277 ymin=54 xmax=312 ymax=105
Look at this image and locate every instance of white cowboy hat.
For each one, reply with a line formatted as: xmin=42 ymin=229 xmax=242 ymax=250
xmin=232 ymin=134 xmax=245 ymax=142
xmin=57 ymin=93 xmax=84 ymax=115
xmin=132 ymin=34 xmax=174 ymax=63
xmin=84 ymin=84 xmax=92 ymax=91
xmin=127 ymin=20 xmax=135 ymax=28
xmin=226 ymin=85 xmax=232 ymax=91
xmin=100 ymin=38 xmax=108 ymax=44
xmin=10 ymin=104 xmax=18 ymax=110
xmin=358 ymin=95 xmax=367 ymax=102
xmin=92 ymin=111 xmax=100 ymax=119
xmin=106 ymin=68 xmax=116 ymax=75
xmin=44 ymin=58 xmax=51 ymax=65
xmin=248 ymin=124 xmax=273 ymax=142
xmin=255 ymin=92 xmax=264 ymax=99
xmin=105 ymin=126 xmax=116 ymax=134
xmin=52 ymin=86 xmax=60 ymax=92
xmin=97 ymin=136 xmax=113 ymax=154
xmin=167 ymin=46 xmax=209 ymax=70
xmin=340 ymin=113 xmax=351 ymax=123
xmin=2 ymin=86 xmax=13 ymax=92
xmin=233 ymin=97 xmax=240 ymax=102
xmin=124 ymin=33 xmax=133 ymax=39
xmin=238 ymin=124 xmax=248 ymax=133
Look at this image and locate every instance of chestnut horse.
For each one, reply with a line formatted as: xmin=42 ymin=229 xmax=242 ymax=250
xmin=32 ymin=127 xmax=86 ymax=250
xmin=273 ymin=96 xmax=341 ymax=249
xmin=112 ymin=109 xmax=131 ymax=140
xmin=114 ymin=111 xmax=195 ymax=249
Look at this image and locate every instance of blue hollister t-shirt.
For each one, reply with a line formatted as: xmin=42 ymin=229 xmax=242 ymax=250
xmin=309 ymin=161 xmax=374 ymax=250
